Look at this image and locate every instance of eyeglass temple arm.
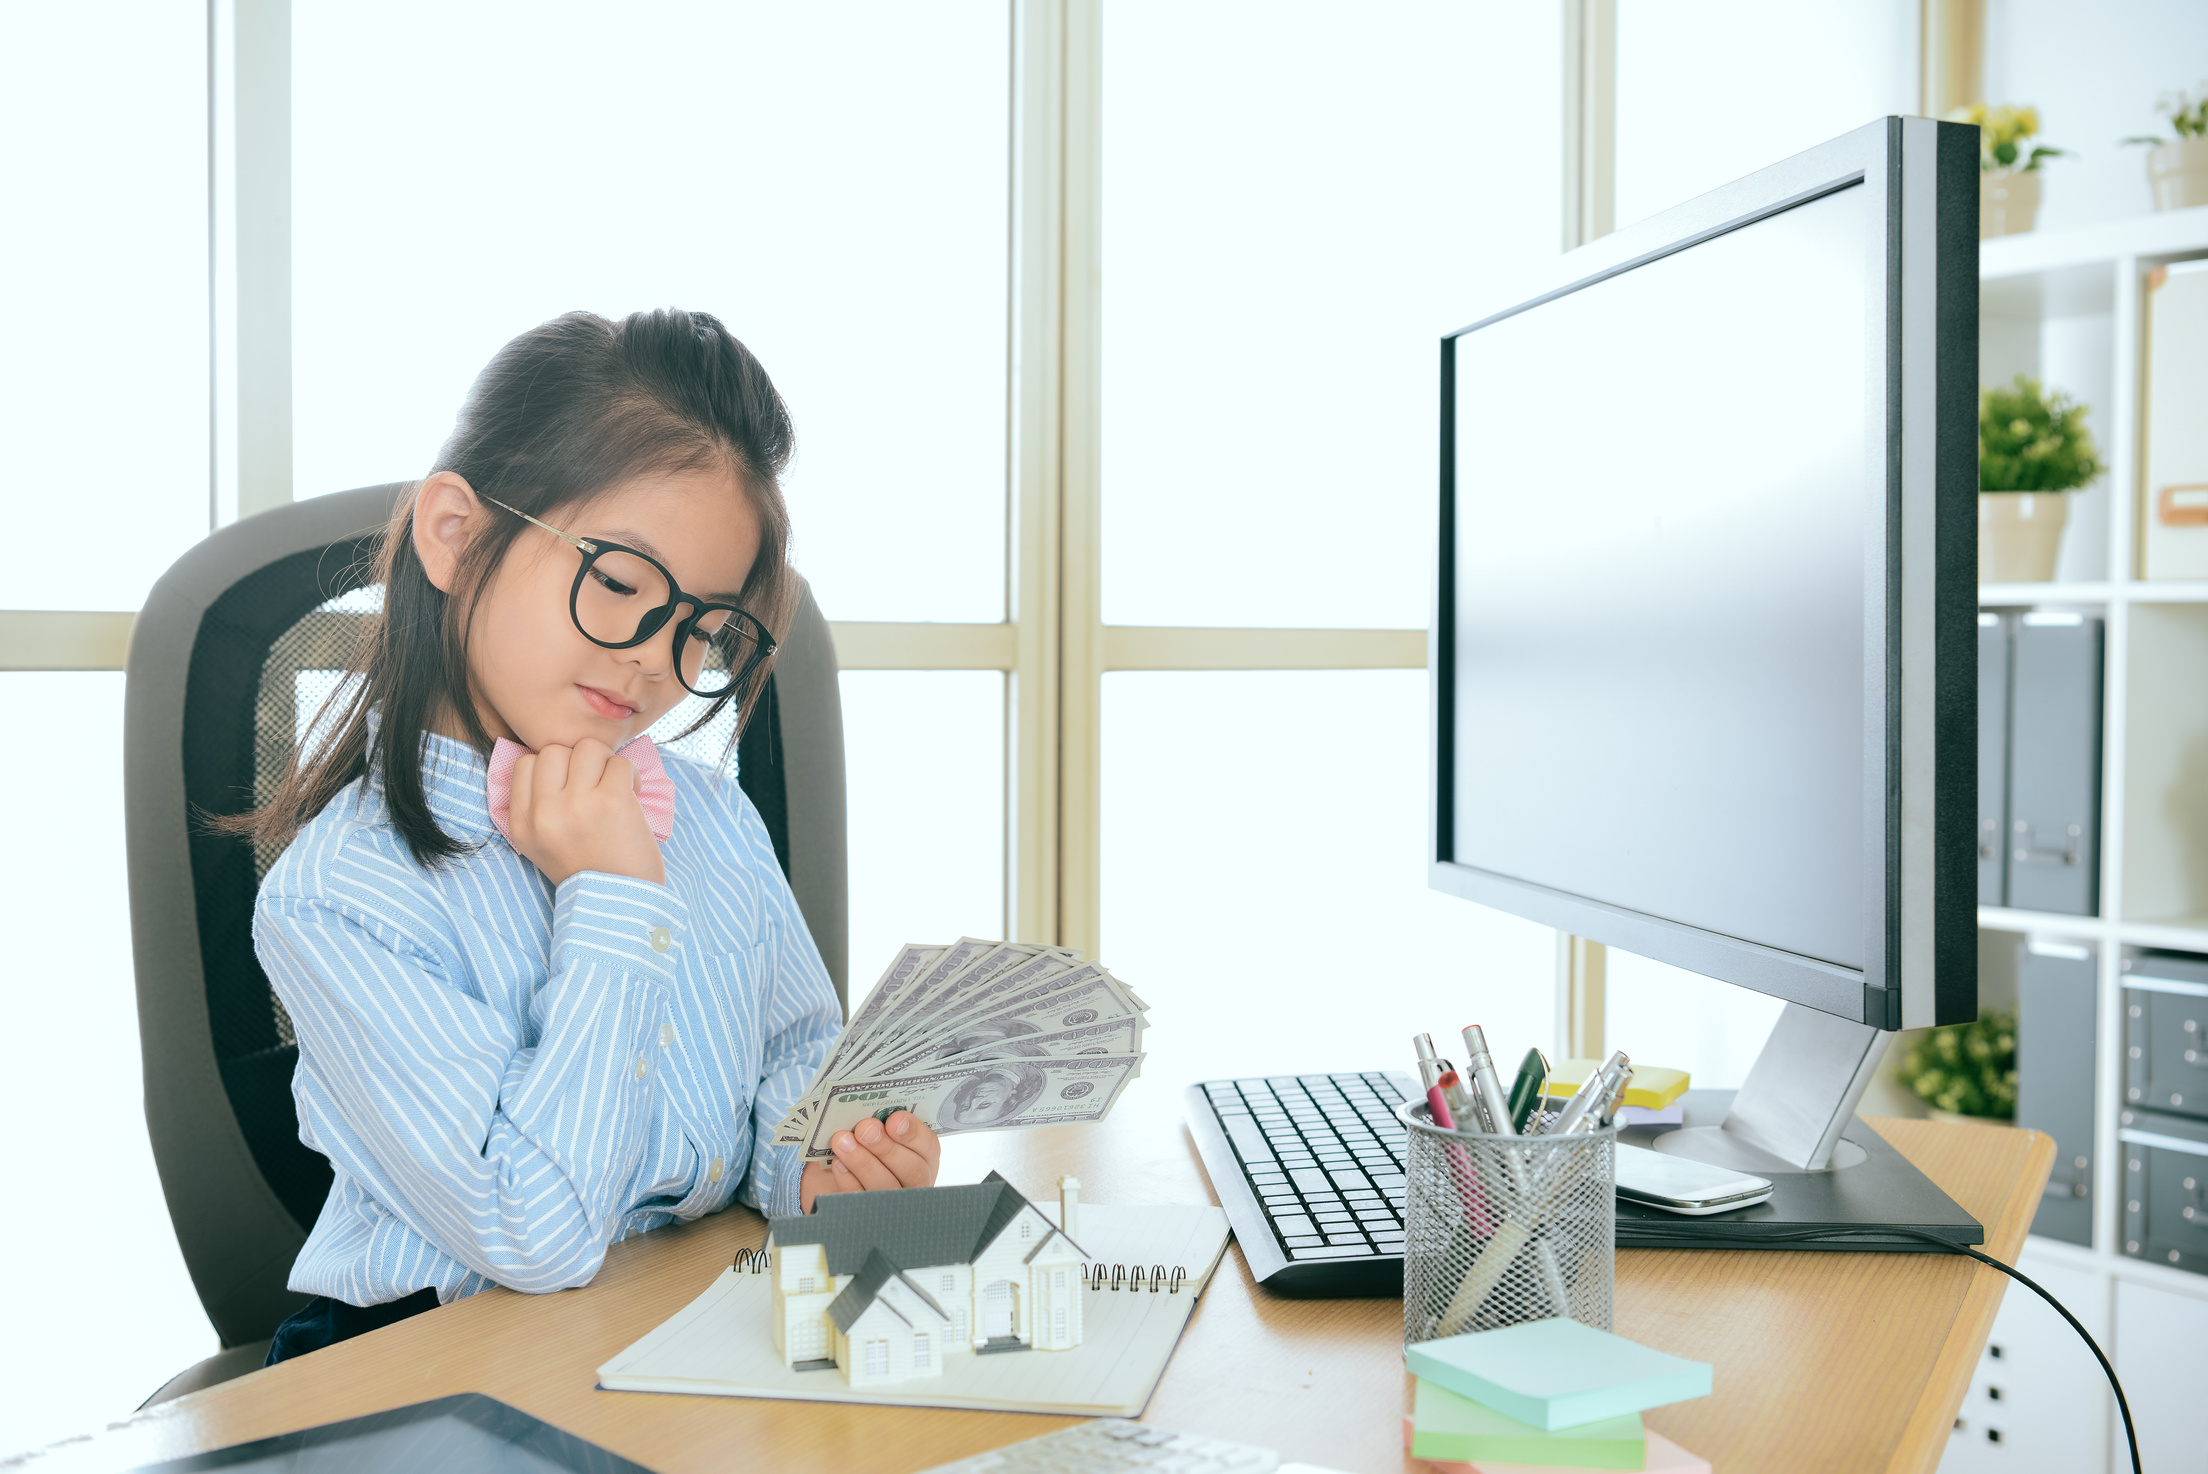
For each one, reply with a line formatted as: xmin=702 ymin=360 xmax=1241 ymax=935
xmin=482 ymin=495 xmax=598 ymax=555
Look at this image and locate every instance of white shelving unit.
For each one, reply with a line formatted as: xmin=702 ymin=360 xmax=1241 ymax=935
xmin=1946 ymin=205 xmax=2208 ymax=1474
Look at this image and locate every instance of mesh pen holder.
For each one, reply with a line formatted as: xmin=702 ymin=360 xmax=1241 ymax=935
xmin=1398 ymin=1099 xmax=1615 ymax=1346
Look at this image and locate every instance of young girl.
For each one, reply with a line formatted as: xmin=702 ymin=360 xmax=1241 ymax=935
xmin=245 ymin=309 xmax=937 ymax=1364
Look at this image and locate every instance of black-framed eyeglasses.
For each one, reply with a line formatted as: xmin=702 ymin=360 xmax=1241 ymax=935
xmin=484 ymin=496 xmax=775 ymax=702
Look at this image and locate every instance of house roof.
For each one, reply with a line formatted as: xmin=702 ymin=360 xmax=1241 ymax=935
xmin=827 ymin=1249 xmax=951 ymax=1334
xmin=772 ymin=1171 xmax=1072 ymax=1275
xmin=775 ymin=1172 xmax=1093 ymax=1335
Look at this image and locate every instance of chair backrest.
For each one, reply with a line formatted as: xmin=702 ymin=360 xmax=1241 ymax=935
xmin=125 ymin=484 xmax=846 ymax=1347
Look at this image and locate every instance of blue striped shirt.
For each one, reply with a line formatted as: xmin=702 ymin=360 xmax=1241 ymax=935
xmin=253 ymin=729 xmax=839 ymax=1308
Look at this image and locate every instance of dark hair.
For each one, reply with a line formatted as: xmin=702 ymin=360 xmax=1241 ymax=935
xmin=240 ymin=308 xmax=798 ymax=867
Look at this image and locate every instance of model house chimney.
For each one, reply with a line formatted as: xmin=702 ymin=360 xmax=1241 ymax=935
xmin=1058 ymin=1174 xmax=1080 ymax=1241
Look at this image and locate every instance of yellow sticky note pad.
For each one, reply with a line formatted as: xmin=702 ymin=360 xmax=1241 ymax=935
xmin=1541 ymin=1059 xmax=1690 ymax=1109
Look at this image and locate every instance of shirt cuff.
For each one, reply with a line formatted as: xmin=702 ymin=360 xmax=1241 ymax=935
xmin=550 ymin=871 xmax=691 ymax=984
xmin=746 ymin=1141 xmax=807 ymax=1219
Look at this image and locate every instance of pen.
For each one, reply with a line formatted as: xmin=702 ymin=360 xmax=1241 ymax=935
xmin=1459 ymin=1025 xmax=1515 ymax=1137
xmin=1506 ymin=1047 xmax=1550 ymax=1134
xmin=1437 ymin=1069 xmax=1475 ymax=1126
xmin=1424 ymin=1080 xmax=1457 ymax=1130
xmin=1551 ymin=1050 xmax=1633 ymax=1136
xmin=1414 ymin=1033 xmax=1443 ymax=1093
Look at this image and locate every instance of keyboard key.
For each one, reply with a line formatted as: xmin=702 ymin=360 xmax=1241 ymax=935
xmin=1326 ymin=1167 xmax=1371 ymax=1193
xmin=1291 ymin=1245 xmax=1371 ymax=1259
xmin=1270 ymin=1214 xmax=1315 ymax=1237
xmin=1282 ymin=1235 xmax=1322 ymax=1248
xmin=1287 ymin=1168 xmax=1337 ymax=1195
xmin=1325 ymin=1233 xmax=1370 ymax=1246
xmin=1223 ymin=1117 xmax=1276 ymax=1164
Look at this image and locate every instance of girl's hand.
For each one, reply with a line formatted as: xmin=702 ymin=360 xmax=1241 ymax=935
xmin=800 ymin=1110 xmax=941 ymax=1211
xmin=506 ymin=739 xmax=665 ymax=887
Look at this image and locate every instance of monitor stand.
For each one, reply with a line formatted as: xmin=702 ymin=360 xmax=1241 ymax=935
xmin=1614 ymin=1003 xmax=1984 ymax=1251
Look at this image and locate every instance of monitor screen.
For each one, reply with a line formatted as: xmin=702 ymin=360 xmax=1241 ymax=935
xmin=1446 ymin=182 xmax=1873 ymax=974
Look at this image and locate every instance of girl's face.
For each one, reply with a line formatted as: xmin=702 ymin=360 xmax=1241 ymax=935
xmin=415 ymin=466 xmax=764 ymax=752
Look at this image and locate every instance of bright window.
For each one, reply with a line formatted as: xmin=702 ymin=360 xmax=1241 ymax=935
xmin=911 ymin=1333 xmax=931 ymax=1371
xmin=290 ymin=1 xmax=1011 ymax=626
xmin=2 ymin=4 xmax=208 ymax=609
xmin=1101 ymin=672 xmax=1556 ymax=1078
xmin=1101 ymin=0 xmax=1562 ymax=629
xmin=1613 ymin=0 xmax=1918 ymax=228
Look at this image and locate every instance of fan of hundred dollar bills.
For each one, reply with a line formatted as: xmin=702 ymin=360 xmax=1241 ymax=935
xmin=775 ymin=937 xmax=1148 ymax=1160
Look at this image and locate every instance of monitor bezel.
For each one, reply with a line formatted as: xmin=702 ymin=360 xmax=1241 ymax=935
xmin=1430 ymin=115 xmax=1978 ymax=1031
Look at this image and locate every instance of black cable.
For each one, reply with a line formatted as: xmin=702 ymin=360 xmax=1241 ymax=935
xmin=1624 ymin=1223 xmax=2140 ymax=1474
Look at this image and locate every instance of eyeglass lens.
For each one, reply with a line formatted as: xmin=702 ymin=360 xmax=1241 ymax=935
xmin=575 ymin=549 xmax=760 ymax=696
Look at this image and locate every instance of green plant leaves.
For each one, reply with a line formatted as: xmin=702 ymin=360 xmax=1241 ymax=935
xmin=1979 ymin=374 xmax=2102 ymax=493
xmin=1897 ymin=1007 xmax=2019 ymax=1120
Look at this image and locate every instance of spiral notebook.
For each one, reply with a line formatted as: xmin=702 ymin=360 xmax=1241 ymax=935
xmin=597 ymin=1202 xmax=1233 ymax=1416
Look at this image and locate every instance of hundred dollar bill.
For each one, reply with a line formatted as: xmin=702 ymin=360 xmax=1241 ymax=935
xmin=800 ymin=1053 xmax=1145 ymax=1159
xmin=877 ymin=973 xmax=1144 ymax=1075
xmin=838 ymin=936 xmax=1004 ymax=1068
xmin=921 ymin=1013 xmax=1146 ymax=1069
xmin=849 ymin=949 xmax=1091 ymax=1075
xmin=774 ymin=943 xmax=944 ymax=1141
xmin=895 ymin=963 xmax=1147 ymax=1072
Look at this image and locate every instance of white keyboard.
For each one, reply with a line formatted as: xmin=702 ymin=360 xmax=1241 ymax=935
xmin=916 ymin=1419 xmax=1279 ymax=1473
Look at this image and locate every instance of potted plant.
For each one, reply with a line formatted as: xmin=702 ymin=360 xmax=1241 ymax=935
xmin=1947 ymin=103 xmax=2066 ymax=237
xmin=1980 ymin=374 xmax=2102 ymax=583
xmin=1897 ymin=1009 xmax=2017 ymax=1123
xmin=2122 ymin=84 xmax=2208 ymax=211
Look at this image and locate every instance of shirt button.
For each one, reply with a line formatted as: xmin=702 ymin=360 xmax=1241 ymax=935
xmin=709 ymin=1157 xmax=725 ymax=1184
xmin=649 ymin=926 xmax=672 ymax=953
xmin=634 ymin=1057 xmax=649 ymax=1081
xmin=659 ymin=1022 xmax=675 ymax=1047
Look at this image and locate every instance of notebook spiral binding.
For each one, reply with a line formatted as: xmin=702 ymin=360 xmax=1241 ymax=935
xmin=1083 ymin=1262 xmax=1190 ymax=1293
xmin=733 ymin=1247 xmax=768 ymax=1274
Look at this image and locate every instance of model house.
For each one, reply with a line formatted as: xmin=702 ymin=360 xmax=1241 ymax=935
xmin=768 ymin=1172 xmax=1092 ymax=1388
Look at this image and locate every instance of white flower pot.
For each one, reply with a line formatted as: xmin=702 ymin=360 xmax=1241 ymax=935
xmin=1979 ymin=492 xmax=2070 ymax=583
xmin=2146 ymin=137 xmax=2208 ymax=212
xmin=1980 ymin=170 xmax=2042 ymax=238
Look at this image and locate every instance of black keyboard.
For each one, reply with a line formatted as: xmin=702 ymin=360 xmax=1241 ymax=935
xmin=1183 ymin=1071 xmax=1417 ymax=1297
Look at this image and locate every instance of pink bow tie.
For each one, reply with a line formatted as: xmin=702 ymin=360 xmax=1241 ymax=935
xmin=485 ymin=735 xmax=678 ymax=846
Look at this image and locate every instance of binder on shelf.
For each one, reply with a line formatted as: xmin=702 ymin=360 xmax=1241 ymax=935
xmin=2141 ymin=260 xmax=2208 ymax=581
xmin=2122 ymin=949 xmax=2208 ymax=1123
xmin=2018 ymin=938 xmax=2096 ymax=1246
xmin=2117 ymin=1106 xmax=2208 ymax=1276
xmin=1978 ymin=613 xmax=2011 ymax=907
xmin=2006 ymin=613 xmax=2103 ymax=917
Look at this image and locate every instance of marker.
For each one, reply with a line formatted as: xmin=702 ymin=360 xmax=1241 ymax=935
xmin=1459 ymin=1025 xmax=1516 ymax=1137
xmin=1505 ymin=1048 xmax=1550 ymax=1134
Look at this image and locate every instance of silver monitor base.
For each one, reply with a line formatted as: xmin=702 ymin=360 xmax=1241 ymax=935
xmin=1646 ymin=1001 xmax=1892 ymax=1174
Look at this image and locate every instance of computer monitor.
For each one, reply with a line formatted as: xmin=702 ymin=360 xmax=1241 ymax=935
xmin=1431 ymin=117 xmax=1982 ymax=1242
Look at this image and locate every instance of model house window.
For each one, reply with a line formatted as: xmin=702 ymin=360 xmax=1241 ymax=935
xmin=1020 ymin=1221 xmax=1031 ymax=1239
xmin=911 ymin=1333 xmax=931 ymax=1371
xmin=1053 ymin=1270 xmax=1066 ymax=1290
xmin=1054 ymin=1307 xmax=1067 ymax=1341
xmin=798 ymin=1276 xmax=817 ymax=1293
xmin=941 ymin=1274 xmax=956 ymax=1294
xmin=864 ymin=1340 xmax=889 ymax=1377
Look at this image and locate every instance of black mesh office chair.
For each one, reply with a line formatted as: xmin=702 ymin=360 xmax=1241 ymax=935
xmin=125 ymin=484 xmax=848 ymax=1403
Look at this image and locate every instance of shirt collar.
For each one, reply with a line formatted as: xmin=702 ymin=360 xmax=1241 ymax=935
xmin=360 ymin=707 xmax=499 ymax=843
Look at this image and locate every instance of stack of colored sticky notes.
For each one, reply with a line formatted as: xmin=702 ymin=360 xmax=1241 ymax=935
xmin=1402 ymin=1319 xmax=1712 ymax=1472
xmin=1541 ymin=1060 xmax=1690 ymax=1126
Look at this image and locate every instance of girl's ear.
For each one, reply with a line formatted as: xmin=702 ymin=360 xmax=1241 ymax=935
xmin=411 ymin=473 xmax=484 ymax=594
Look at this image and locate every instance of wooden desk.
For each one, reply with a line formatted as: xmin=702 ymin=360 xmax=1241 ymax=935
xmin=40 ymin=1075 xmax=2050 ymax=1474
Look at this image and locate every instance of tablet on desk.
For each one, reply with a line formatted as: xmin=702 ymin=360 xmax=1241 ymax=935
xmin=133 ymin=1393 xmax=650 ymax=1474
